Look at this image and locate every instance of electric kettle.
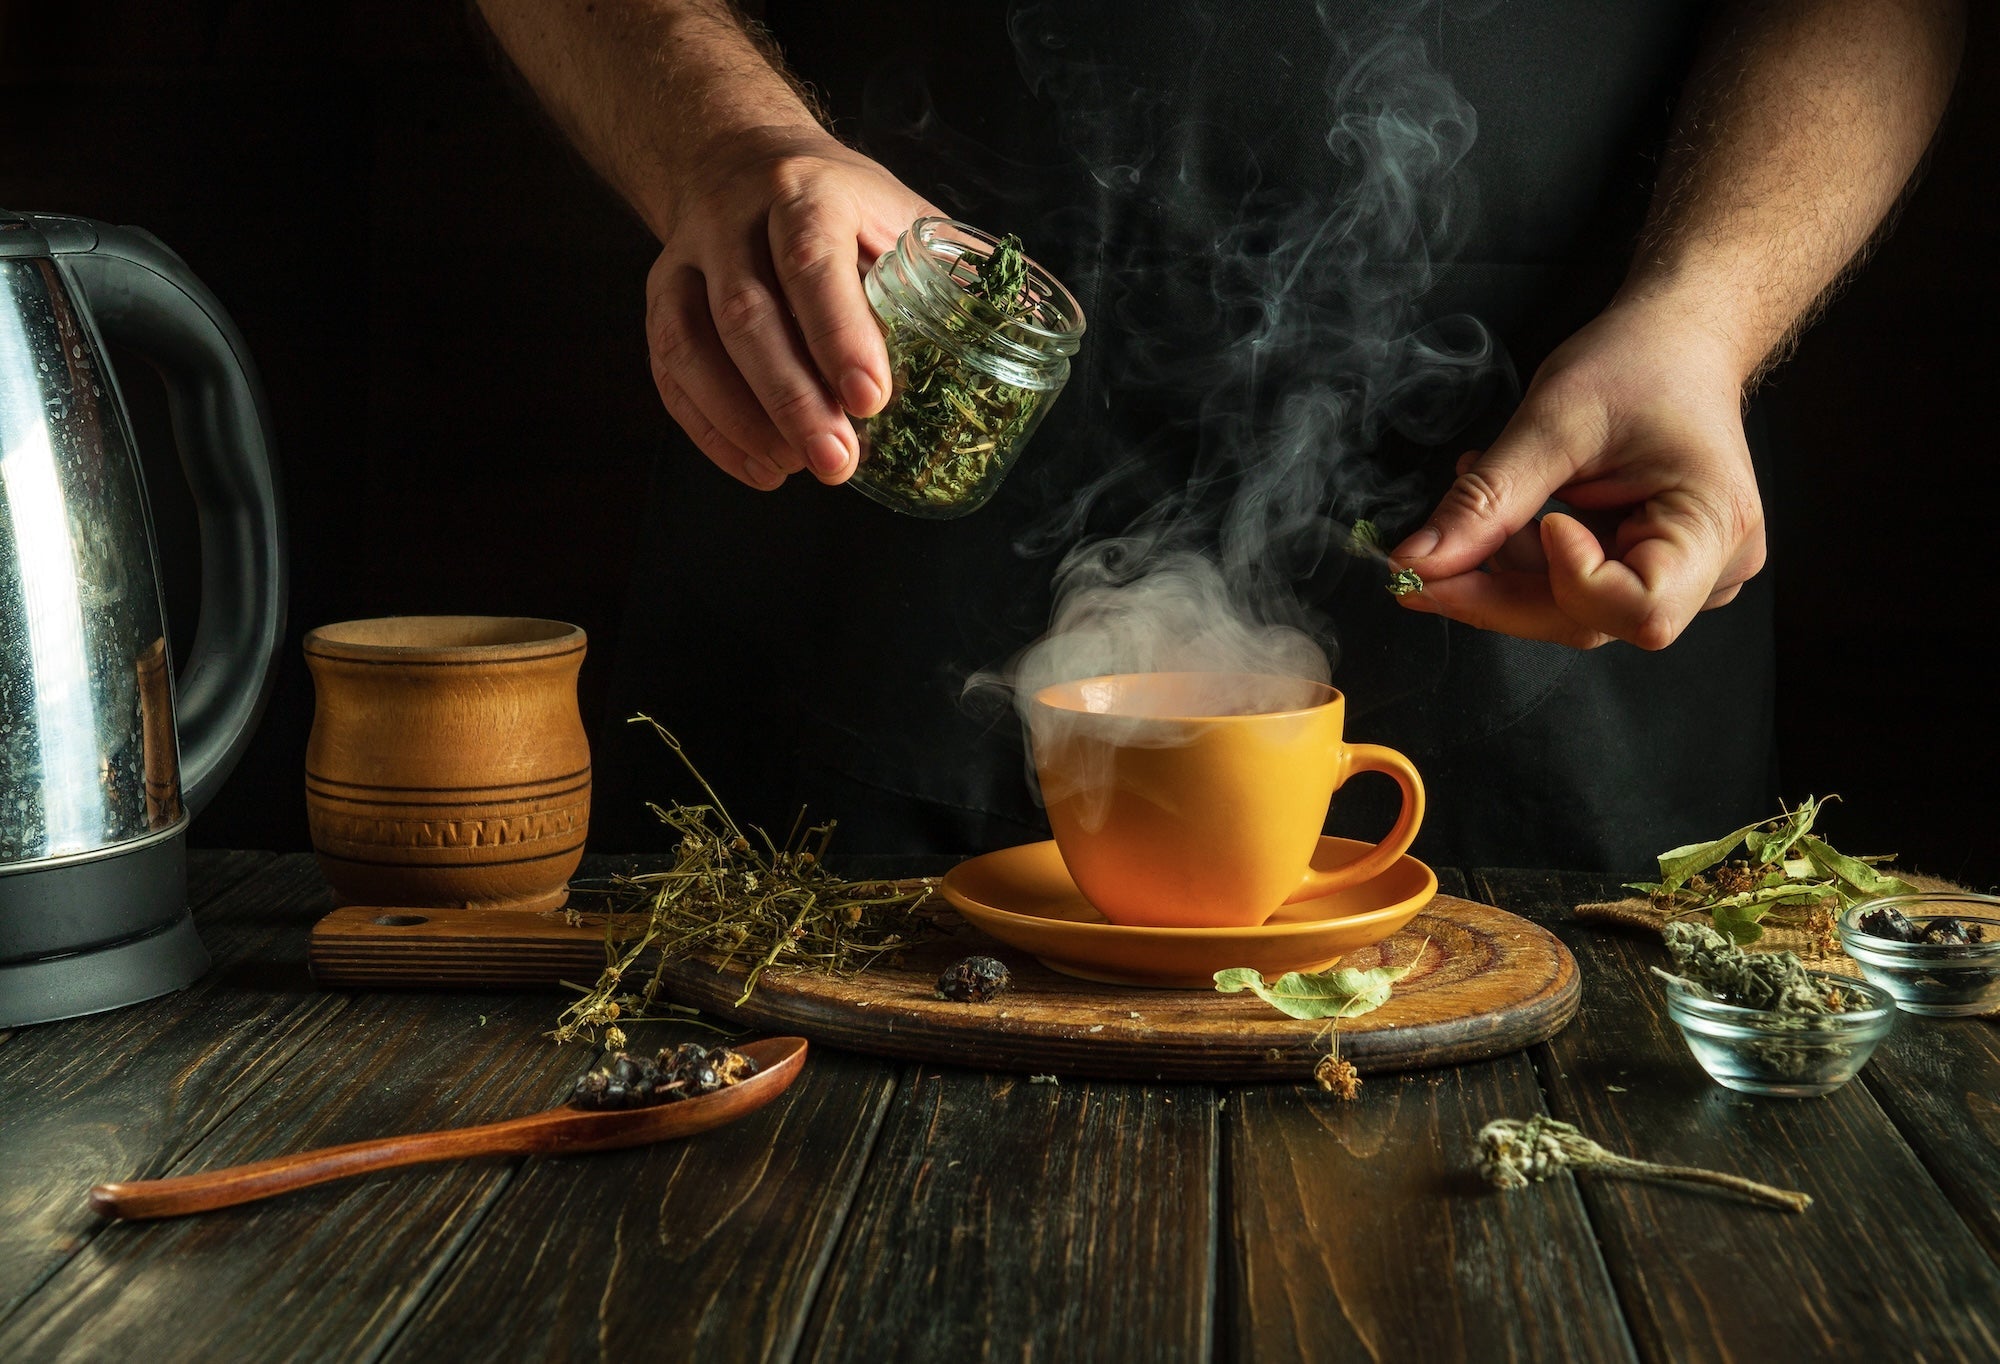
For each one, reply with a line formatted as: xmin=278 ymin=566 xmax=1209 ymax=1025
xmin=0 ymin=210 xmax=285 ymax=1026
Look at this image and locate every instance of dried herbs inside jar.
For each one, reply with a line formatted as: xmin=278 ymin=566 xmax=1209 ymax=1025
xmin=858 ymin=232 xmax=1051 ymax=513
xmin=865 ymin=233 xmax=1035 ymax=504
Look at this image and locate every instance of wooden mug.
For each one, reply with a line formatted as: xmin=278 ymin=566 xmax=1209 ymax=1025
xmin=303 ymin=616 xmax=589 ymax=913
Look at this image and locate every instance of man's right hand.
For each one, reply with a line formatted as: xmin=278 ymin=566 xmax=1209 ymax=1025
xmin=646 ymin=126 xmax=936 ymax=491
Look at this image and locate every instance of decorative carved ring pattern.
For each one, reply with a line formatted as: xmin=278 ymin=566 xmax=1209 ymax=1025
xmin=307 ymin=796 xmax=589 ymax=851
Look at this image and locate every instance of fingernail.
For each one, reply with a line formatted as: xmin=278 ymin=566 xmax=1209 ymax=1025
xmin=743 ymin=454 xmax=785 ymax=489
xmin=840 ymin=369 xmax=883 ymax=415
xmin=1393 ymin=526 xmax=1440 ymax=562
xmin=806 ymin=433 xmax=852 ymax=479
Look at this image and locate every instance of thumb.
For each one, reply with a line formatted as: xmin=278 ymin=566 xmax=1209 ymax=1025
xmin=1392 ymin=404 xmax=1599 ymax=578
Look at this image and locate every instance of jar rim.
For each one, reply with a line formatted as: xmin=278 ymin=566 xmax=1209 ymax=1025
xmin=902 ymin=216 xmax=1086 ymax=353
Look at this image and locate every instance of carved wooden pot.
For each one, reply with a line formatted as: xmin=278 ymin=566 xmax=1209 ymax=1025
xmin=304 ymin=617 xmax=589 ymax=913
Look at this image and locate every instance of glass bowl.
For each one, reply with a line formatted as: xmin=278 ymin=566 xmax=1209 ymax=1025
xmin=1659 ymin=971 xmax=1895 ymax=1097
xmin=1839 ymin=895 xmax=2000 ymax=1017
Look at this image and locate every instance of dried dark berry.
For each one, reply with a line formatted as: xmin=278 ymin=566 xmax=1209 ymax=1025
xmin=936 ymin=955 xmax=1011 ymax=1003
xmin=571 ymin=1043 xmax=761 ymax=1110
xmin=1857 ymin=906 xmax=1922 ymax=942
xmin=1917 ymin=917 xmax=1985 ymax=945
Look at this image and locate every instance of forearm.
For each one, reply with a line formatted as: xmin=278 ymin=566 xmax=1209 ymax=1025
xmin=475 ymin=0 xmax=822 ymax=239
xmin=1619 ymin=0 xmax=1965 ymax=384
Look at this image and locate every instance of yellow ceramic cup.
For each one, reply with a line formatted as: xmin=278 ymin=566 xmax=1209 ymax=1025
xmin=1030 ymin=672 xmax=1424 ymax=928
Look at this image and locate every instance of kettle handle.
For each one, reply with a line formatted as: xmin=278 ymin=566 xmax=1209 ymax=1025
xmin=63 ymin=226 xmax=287 ymax=818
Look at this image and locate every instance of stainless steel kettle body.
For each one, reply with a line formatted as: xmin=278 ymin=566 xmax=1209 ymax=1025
xmin=0 ymin=211 xmax=285 ymax=1025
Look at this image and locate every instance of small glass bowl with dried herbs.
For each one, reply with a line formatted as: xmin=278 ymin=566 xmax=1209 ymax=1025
xmin=1838 ymin=894 xmax=2000 ymax=1017
xmin=852 ymin=217 xmax=1085 ymax=518
xmin=1660 ymin=973 xmax=1895 ymax=1098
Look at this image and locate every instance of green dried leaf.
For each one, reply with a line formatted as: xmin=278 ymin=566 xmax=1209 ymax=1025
xmin=1655 ymin=822 xmax=1760 ymax=892
xmin=1744 ymin=796 xmax=1821 ymax=864
xmin=1622 ymin=880 xmax=1666 ymax=896
xmin=1349 ymin=519 xmax=1384 ymax=554
xmin=1708 ymin=881 xmax=1836 ymax=913
xmin=1799 ymin=835 xmax=1919 ymax=901
xmin=1214 ymin=960 xmax=1415 ymax=1020
xmin=1710 ymin=903 xmax=1766 ymax=944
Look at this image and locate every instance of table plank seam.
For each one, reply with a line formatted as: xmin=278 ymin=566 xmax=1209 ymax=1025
xmin=779 ymin=1061 xmax=932 ymax=1364
xmin=763 ymin=1062 xmax=903 ymax=1364
xmin=1855 ymin=1068 xmax=2000 ymax=1272
xmin=1523 ymin=1042 xmax=1647 ymax=1363
xmin=357 ymin=1157 xmax=541 ymax=1364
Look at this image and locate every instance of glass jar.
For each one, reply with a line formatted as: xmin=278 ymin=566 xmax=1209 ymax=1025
xmin=851 ymin=217 xmax=1085 ymax=518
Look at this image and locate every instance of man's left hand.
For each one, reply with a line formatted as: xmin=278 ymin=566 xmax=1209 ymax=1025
xmin=1390 ymin=297 xmax=1768 ymax=650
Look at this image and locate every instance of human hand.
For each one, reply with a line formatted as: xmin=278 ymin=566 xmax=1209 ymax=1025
xmin=1389 ymin=298 xmax=1768 ymax=649
xmin=645 ymin=126 xmax=936 ymax=490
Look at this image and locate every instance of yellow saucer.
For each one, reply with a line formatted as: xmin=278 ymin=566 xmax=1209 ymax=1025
xmin=940 ymin=836 xmax=1438 ymax=988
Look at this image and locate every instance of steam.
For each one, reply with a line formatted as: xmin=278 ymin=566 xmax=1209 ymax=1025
xmin=938 ymin=3 xmax=1507 ymax=764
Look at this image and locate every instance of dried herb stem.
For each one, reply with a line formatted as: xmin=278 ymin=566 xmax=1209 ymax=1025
xmin=551 ymin=724 xmax=949 ymax=1044
xmin=1477 ymin=1116 xmax=1810 ymax=1213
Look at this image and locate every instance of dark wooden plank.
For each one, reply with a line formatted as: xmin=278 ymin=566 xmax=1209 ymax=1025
xmin=1480 ymin=868 xmax=2000 ymax=1364
xmin=186 ymin=847 xmax=266 ymax=904
xmin=800 ymin=1068 xmax=1216 ymax=1363
xmin=382 ymin=1028 xmax=899 ymax=1364
xmin=1223 ymin=1057 xmax=1636 ymax=1362
xmin=1862 ymin=1018 xmax=2000 ymax=1266
xmin=0 ymin=988 xmax=589 ymax=1362
xmin=0 ymin=853 xmax=347 ymax=1319
xmin=1220 ymin=868 xmax=1632 ymax=1363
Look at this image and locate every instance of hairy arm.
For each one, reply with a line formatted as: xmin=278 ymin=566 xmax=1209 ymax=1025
xmin=477 ymin=0 xmax=934 ymax=489
xmin=1394 ymin=0 xmax=1966 ymax=649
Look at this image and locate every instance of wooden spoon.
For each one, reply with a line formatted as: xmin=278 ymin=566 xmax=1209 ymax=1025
xmin=89 ymin=1036 xmax=808 ymax=1221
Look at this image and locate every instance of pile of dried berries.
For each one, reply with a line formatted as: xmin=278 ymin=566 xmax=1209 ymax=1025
xmin=936 ymin=955 xmax=1011 ymax=1003
xmin=1856 ymin=905 xmax=1988 ymax=945
xmin=569 ymin=1043 xmax=760 ymax=1110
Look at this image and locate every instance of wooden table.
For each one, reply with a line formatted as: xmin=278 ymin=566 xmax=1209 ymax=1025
xmin=1 ymin=853 xmax=1995 ymax=1362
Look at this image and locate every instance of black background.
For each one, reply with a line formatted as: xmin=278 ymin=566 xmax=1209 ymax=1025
xmin=1 ymin=1 xmax=1993 ymax=885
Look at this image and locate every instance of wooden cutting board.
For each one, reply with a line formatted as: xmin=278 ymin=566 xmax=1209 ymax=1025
xmin=309 ymin=891 xmax=1578 ymax=1081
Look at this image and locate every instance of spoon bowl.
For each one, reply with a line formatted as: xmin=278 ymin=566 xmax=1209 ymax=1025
xmin=90 ymin=1036 xmax=808 ymax=1220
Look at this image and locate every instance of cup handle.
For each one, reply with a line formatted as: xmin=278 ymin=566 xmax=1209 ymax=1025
xmin=1285 ymin=743 xmax=1426 ymax=903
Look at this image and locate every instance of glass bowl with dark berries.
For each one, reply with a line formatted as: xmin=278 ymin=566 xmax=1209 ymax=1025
xmin=1840 ymin=894 xmax=2000 ymax=1017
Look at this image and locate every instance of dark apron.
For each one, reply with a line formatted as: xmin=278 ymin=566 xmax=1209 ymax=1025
xmin=596 ymin=0 xmax=1778 ymax=874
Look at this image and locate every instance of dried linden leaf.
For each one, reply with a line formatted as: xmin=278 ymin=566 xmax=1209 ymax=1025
xmin=1654 ymin=821 xmax=1761 ymax=893
xmin=1214 ymin=960 xmax=1416 ymax=1021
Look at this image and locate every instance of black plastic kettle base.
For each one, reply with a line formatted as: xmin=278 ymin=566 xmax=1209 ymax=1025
xmin=0 ymin=832 xmax=211 ymax=1027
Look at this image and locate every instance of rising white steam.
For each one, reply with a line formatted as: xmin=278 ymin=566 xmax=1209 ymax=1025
xmin=947 ymin=1 xmax=1506 ymax=782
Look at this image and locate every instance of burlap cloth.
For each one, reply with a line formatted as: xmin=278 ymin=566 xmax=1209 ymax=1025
xmin=1576 ymin=870 xmax=2000 ymax=1019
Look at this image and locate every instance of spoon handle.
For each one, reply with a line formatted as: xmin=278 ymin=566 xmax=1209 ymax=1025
xmin=89 ymin=1108 xmax=567 ymax=1220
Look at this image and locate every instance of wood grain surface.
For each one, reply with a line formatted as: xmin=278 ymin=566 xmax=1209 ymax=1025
xmin=0 ymin=989 xmax=592 ymax=1362
xmin=0 ymin=854 xmax=340 ymax=1319
xmin=5 ymin=853 xmax=1998 ymax=1364
xmin=800 ymin=1067 xmax=1217 ymax=1363
xmin=1219 ymin=872 xmax=1637 ymax=1363
xmin=385 ymin=1029 xmax=898 ymax=1364
xmin=309 ymin=889 xmax=1580 ymax=1081
xmin=1481 ymin=869 xmax=2000 ymax=1364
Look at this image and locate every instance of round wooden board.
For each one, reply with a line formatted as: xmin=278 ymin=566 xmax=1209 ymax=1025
xmin=647 ymin=893 xmax=1579 ymax=1081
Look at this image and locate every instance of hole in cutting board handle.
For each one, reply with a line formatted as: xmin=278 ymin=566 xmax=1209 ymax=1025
xmin=371 ymin=914 xmax=429 ymax=927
